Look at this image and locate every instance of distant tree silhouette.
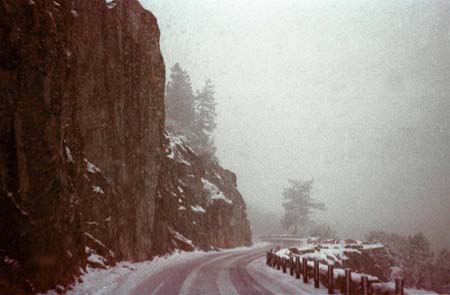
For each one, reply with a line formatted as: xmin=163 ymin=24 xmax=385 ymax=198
xmin=165 ymin=63 xmax=195 ymax=134
xmin=191 ymin=79 xmax=217 ymax=156
xmin=281 ymin=179 xmax=325 ymax=235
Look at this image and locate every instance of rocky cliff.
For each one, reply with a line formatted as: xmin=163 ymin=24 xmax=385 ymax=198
xmin=153 ymin=132 xmax=251 ymax=254
xmin=0 ymin=0 xmax=251 ymax=294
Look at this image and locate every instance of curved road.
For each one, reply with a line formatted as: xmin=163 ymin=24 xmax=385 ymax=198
xmin=131 ymin=244 xmax=324 ymax=295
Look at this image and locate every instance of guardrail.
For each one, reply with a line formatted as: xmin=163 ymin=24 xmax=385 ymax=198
xmin=266 ymin=249 xmax=405 ymax=295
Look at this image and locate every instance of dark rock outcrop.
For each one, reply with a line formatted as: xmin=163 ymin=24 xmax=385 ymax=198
xmin=153 ymin=132 xmax=252 ymax=254
xmin=0 ymin=0 xmax=251 ymax=294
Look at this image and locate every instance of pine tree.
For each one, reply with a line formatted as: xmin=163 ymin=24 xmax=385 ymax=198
xmin=404 ymin=233 xmax=434 ymax=288
xmin=191 ymin=79 xmax=217 ymax=156
xmin=281 ymin=179 xmax=325 ymax=235
xmin=165 ymin=63 xmax=195 ymax=133
xmin=165 ymin=64 xmax=218 ymax=159
xmin=366 ymin=231 xmax=438 ymax=291
xmin=433 ymin=249 xmax=450 ymax=293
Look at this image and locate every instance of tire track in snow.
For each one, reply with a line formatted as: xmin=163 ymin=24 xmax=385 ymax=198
xmin=228 ymin=251 xmax=274 ymax=295
xmin=178 ymin=251 xmax=244 ymax=294
xmin=131 ymin=244 xmax=283 ymax=295
xmin=216 ymin=252 xmax=257 ymax=295
xmin=131 ymin=252 xmax=231 ymax=295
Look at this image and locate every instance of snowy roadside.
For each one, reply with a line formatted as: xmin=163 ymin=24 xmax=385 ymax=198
xmin=271 ymin=239 xmax=437 ymax=295
xmin=40 ymin=242 xmax=268 ymax=295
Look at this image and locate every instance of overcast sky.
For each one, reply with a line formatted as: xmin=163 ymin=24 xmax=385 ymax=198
xmin=141 ymin=0 xmax=450 ymax=248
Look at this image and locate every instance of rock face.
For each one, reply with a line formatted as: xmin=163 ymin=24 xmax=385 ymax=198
xmin=153 ymin=132 xmax=252 ymax=254
xmin=0 ymin=1 xmax=251 ymax=294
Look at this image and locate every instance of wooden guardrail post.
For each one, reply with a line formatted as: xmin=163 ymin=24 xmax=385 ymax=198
xmin=302 ymin=258 xmax=308 ymax=283
xmin=361 ymin=275 xmax=368 ymax=295
xmin=328 ymin=265 xmax=334 ymax=294
xmin=282 ymin=258 xmax=287 ymax=273
xmin=395 ymin=278 xmax=404 ymax=295
xmin=277 ymin=256 xmax=280 ymax=270
xmin=345 ymin=268 xmax=352 ymax=295
xmin=314 ymin=261 xmax=320 ymax=288
xmin=295 ymin=257 xmax=300 ymax=279
xmin=269 ymin=249 xmax=273 ymax=266
xmin=269 ymin=251 xmax=272 ymax=266
xmin=289 ymin=256 xmax=294 ymax=276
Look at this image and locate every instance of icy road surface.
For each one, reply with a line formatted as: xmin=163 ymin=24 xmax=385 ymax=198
xmin=51 ymin=242 xmax=329 ymax=295
xmin=131 ymin=245 xmax=325 ymax=295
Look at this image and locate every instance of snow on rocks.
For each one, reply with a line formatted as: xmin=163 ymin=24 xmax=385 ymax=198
xmin=275 ymin=240 xmax=362 ymax=265
xmin=70 ymin=9 xmax=78 ymax=18
xmin=165 ymin=132 xmax=193 ymax=166
xmin=85 ymin=247 xmax=107 ymax=268
xmin=168 ymin=226 xmax=194 ymax=248
xmin=271 ymin=238 xmax=436 ymax=294
xmin=92 ymin=186 xmax=104 ymax=194
xmin=84 ymin=159 xmax=101 ymax=173
xmin=273 ymin=239 xmax=383 ymax=282
xmin=301 ymin=244 xmax=359 ymax=265
xmin=361 ymin=243 xmax=384 ymax=250
xmin=105 ymin=0 xmax=116 ymax=9
xmin=191 ymin=205 xmax=206 ymax=213
xmin=65 ymin=145 xmax=74 ymax=163
xmin=202 ymin=178 xmax=232 ymax=205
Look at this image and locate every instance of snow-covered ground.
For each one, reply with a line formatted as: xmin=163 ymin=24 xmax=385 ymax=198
xmin=40 ymin=243 xmax=268 ymax=295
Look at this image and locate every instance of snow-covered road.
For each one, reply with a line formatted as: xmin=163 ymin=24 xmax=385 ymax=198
xmin=44 ymin=242 xmax=331 ymax=295
xmin=130 ymin=245 xmax=328 ymax=295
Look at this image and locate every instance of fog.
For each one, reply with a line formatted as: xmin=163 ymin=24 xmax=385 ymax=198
xmin=142 ymin=0 xmax=450 ymax=249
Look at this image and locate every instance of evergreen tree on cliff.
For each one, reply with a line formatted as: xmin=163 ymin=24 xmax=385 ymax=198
xmin=165 ymin=63 xmax=218 ymax=159
xmin=281 ymin=179 xmax=325 ymax=235
xmin=192 ymin=79 xmax=217 ymax=157
xmin=165 ymin=63 xmax=196 ymax=134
